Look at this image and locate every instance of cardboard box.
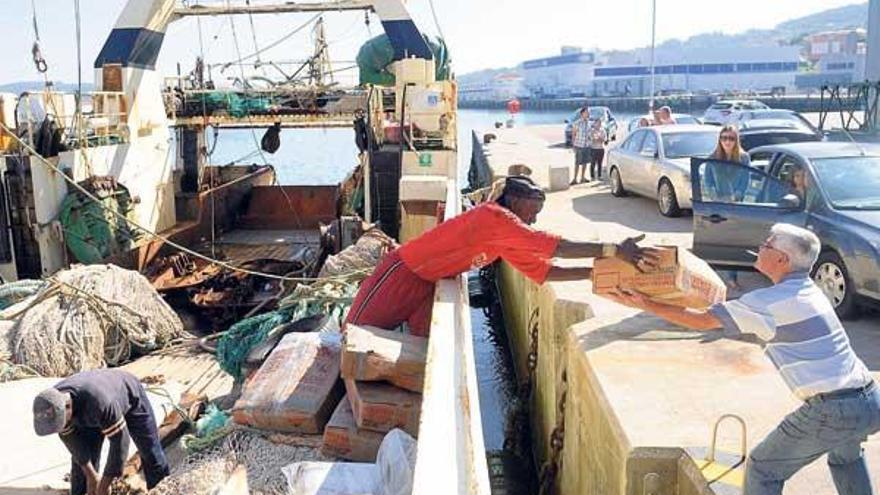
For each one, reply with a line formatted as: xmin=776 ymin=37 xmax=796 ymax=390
xmin=344 ymin=378 xmax=421 ymax=436
xmin=341 ymin=325 xmax=427 ymax=393
xmin=321 ymin=395 xmax=386 ymax=462
xmin=592 ymin=246 xmax=726 ymax=309
xmin=232 ymin=333 xmax=344 ymax=434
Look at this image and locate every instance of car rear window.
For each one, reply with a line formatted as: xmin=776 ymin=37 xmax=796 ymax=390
xmin=739 ymin=132 xmax=820 ymax=151
xmin=710 ymin=103 xmax=732 ymax=110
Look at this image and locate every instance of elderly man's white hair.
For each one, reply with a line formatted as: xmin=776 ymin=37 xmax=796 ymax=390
xmin=768 ymin=223 xmax=820 ymax=271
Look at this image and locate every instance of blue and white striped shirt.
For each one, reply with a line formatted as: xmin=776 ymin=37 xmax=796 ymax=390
xmin=709 ymin=271 xmax=872 ymax=401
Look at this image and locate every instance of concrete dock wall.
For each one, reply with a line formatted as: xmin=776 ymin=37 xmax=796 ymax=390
xmin=461 ymin=94 xmax=829 ymax=114
xmin=498 ymin=264 xmax=716 ymax=495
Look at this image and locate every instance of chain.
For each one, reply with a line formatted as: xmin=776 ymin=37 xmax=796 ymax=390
xmin=521 ymin=307 xmax=540 ymax=399
xmin=539 ymin=368 xmax=568 ymax=495
xmin=503 ymin=306 xmax=540 ymax=453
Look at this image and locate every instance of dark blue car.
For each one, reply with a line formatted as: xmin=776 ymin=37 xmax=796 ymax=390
xmin=690 ymin=142 xmax=880 ymax=319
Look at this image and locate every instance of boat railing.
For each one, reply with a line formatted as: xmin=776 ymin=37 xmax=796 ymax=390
xmin=15 ymin=91 xmax=129 ymax=148
xmin=412 ymin=178 xmax=491 ymax=494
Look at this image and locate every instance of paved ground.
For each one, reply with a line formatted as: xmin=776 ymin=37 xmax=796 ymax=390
xmin=542 ymin=180 xmax=879 ymax=494
xmin=481 ymin=124 xmax=879 ymax=494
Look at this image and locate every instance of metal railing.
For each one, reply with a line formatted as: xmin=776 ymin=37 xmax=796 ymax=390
xmin=412 ymin=179 xmax=491 ymax=494
xmin=15 ymin=91 xmax=129 ymax=147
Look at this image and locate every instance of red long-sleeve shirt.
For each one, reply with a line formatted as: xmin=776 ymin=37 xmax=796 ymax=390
xmin=398 ymin=202 xmax=560 ymax=283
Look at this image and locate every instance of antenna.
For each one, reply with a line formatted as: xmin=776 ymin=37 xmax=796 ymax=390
xmin=836 ymin=125 xmax=869 ymax=157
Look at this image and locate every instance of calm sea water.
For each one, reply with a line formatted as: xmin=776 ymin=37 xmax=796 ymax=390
xmin=207 ymin=108 xmax=639 ymax=185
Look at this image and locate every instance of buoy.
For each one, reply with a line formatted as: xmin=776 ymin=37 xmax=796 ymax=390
xmin=506 ymin=99 xmax=521 ymax=115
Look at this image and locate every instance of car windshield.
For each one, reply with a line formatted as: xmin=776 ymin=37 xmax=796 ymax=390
xmin=661 ymin=132 xmax=719 ymax=159
xmin=812 ymin=156 xmax=880 ymax=210
xmin=742 ymin=120 xmax=818 ymax=136
xmin=710 ymin=103 xmax=732 ymax=110
xmin=588 ymin=107 xmax=607 ymax=120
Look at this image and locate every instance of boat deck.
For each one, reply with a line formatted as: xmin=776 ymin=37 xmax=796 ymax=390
xmin=215 ymin=229 xmax=321 ymax=264
xmin=122 ymin=340 xmax=235 ymax=405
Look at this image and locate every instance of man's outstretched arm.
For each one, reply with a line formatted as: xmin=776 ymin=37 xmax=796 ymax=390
xmin=555 ymin=234 xmax=661 ymax=269
xmin=545 ymin=266 xmax=592 ymax=282
xmin=605 ymin=289 xmax=722 ymax=331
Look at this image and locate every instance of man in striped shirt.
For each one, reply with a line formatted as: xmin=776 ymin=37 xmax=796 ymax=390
xmin=607 ymin=223 xmax=880 ymax=495
xmin=32 ymin=369 xmax=169 ymax=495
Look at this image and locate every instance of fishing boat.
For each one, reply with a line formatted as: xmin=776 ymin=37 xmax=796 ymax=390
xmin=0 ymin=1 xmax=489 ymax=493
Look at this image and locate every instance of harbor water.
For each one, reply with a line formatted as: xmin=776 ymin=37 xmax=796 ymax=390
xmin=206 ymin=108 xmax=639 ymax=185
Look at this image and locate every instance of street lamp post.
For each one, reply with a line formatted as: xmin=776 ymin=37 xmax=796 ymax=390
xmin=868 ymin=0 xmax=880 ymax=131
xmin=649 ymin=0 xmax=657 ymax=111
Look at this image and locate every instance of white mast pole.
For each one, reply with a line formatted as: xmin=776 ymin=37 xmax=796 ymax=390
xmin=649 ymin=0 xmax=657 ymax=110
xmin=867 ymin=0 xmax=880 ymax=130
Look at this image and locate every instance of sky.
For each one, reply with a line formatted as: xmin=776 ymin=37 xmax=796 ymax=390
xmin=0 ymin=0 xmax=867 ymax=85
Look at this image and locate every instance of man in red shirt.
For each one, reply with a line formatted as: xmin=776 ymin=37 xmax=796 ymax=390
xmin=345 ymin=176 xmax=656 ymax=337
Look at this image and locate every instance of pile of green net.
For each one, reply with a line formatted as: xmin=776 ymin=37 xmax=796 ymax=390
xmin=216 ymin=278 xmax=358 ymax=380
xmin=198 ymin=92 xmax=271 ymax=118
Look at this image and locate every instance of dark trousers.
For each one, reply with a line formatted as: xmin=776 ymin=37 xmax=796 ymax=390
xmin=589 ymin=148 xmax=605 ymax=179
xmin=69 ymin=389 xmax=170 ymax=495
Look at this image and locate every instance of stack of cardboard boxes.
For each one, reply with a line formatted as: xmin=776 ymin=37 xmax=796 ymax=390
xmin=324 ymin=325 xmax=427 ymax=461
xmin=592 ymin=246 xmax=727 ymax=309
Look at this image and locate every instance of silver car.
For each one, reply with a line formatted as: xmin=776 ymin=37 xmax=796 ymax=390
xmin=607 ymin=125 xmax=719 ymax=217
xmin=703 ymin=99 xmax=769 ymax=125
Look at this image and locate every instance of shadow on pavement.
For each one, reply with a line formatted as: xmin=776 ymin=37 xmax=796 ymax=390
xmin=575 ymin=311 xmax=763 ymax=354
xmin=569 ymin=185 xmax=693 ymax=234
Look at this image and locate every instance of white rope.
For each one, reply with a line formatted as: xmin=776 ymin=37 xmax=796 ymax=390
xmin=0 ymin=120 xmax=368 ymax=283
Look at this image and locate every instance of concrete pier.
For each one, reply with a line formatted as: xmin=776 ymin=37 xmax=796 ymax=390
xmin=478 ymin=125 xmax=880 ymax=494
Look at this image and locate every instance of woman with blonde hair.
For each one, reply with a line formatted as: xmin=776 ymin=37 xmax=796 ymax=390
xmin=707 ymin=124 xmax=751 ymax=291
xmin=710 ymin=124 xmax=750 ymax=166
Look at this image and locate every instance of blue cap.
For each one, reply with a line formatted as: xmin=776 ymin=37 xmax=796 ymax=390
xmin=33 ymin=388 xmax=68 ymax=436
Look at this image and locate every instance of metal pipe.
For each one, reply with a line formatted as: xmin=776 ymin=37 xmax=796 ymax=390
xmin=172 ymin=1 xmax=373 ymax=19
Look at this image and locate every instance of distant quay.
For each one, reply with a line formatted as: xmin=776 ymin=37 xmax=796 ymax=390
xmin=458 ymin=93 xmax=830 ymax=114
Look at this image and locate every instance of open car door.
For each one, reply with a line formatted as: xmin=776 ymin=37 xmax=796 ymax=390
xmin=690 ymin=157 xmax=807 ymax=267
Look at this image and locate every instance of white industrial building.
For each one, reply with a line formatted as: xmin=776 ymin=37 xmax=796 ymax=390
xmin=521 ymin=46 xmax=597 ymax=98
xmin=458 ymin=72 xmax=527 ymax=102
xmin=518 ymin=45 xmax=803 ymax=98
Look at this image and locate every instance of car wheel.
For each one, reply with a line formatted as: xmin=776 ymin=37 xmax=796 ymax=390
xmin=610 ymin=167 xmax=627 ymax=197
xmin=812 ymin=251 xmax=861 ymax=319
xmin=657 ymin=179 xmax=681 ymax=217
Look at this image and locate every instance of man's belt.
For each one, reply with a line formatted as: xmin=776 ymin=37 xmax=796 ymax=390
xmin=807 ymin=380 xmax=876 ymax=403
